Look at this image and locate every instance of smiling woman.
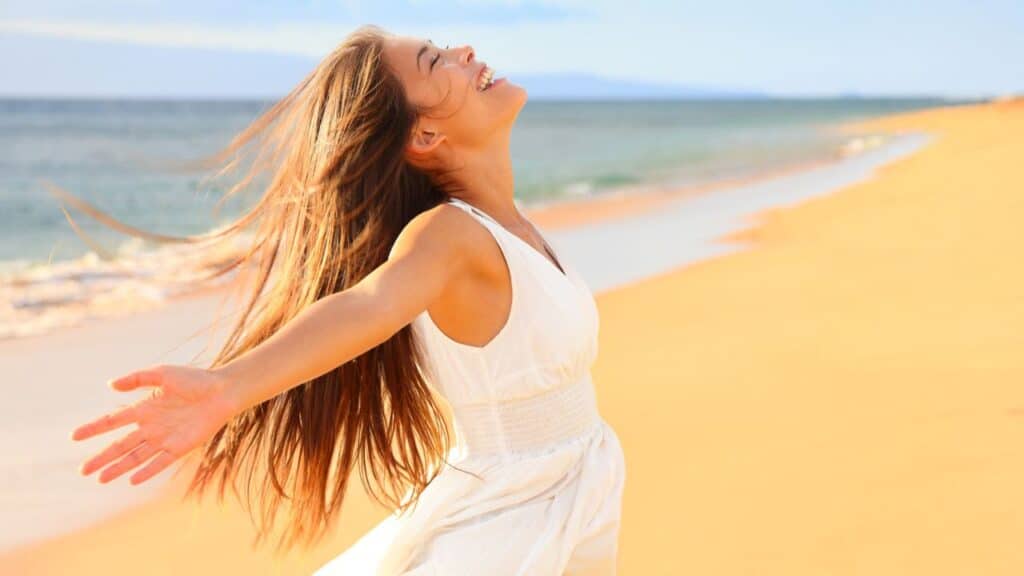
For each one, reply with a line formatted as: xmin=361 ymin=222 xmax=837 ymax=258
xmin=64 ymin=23 xmax=624 ymax=575
xmin=385 ymin=34 xmax=519 ymax=156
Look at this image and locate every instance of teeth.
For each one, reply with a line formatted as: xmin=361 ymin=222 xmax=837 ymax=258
xmin=477 ymin=67 xmax=495 ymax=91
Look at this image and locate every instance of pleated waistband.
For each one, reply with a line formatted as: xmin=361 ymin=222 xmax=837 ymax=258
xmin=449 ymin=373 xmax=602 ymax=458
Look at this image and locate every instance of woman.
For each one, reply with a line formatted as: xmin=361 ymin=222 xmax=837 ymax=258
xmin=69 ymin=24 xmax=626 ymax=574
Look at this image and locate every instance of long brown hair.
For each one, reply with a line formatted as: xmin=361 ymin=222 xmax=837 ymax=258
xmin=47 ymin=24 xmax=476 ymax=551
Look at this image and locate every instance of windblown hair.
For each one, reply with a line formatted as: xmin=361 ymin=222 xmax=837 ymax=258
xmin=47 ymin=24 xmax=478 ymax=551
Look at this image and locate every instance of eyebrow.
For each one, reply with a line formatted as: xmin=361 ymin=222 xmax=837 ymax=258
xmin=416 ymin=39 xmax=435 ymax=75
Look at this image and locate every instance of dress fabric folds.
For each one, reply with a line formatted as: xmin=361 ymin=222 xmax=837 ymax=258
xmin=314 ymin=197 xmax=626 ymax=575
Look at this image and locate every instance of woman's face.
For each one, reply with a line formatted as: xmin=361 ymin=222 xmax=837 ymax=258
xmin=382 ymin=35 xmax=527 ymax=160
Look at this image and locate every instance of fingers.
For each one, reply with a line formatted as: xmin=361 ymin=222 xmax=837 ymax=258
xmin=79 ymin=427 xmax=145 ymax=476
xmin=109 ymin=368 xmax=163 ymax=392
xmin=70 ymin=368 xmax=162 ymax=442
xmin=70 ymin=405 xmax=138 ymax=442
xmin=129 ymin=450 xmax=178 ymax=485
xmin=97 ymin=440 xmax=161 ymax=484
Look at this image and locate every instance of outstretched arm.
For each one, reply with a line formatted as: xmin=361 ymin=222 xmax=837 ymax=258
xmin=70 ymin=204 xmax=477 ymax=485
xmin=213 ymin=205 xmax=472 ymax=415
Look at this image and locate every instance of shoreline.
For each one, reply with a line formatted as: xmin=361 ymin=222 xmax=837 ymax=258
xmin=0 ymin=106 xmax=943 ymax=560
xmin=2 ymin=117 xmax=905 ymax=344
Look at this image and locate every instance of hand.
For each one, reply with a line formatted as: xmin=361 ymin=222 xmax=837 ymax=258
xmin=70 ymin=364 xmax=240 ymax=485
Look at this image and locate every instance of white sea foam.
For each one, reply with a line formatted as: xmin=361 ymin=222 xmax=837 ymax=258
xmin=0 ymin=231 xmax=254 ymax=340
xmin=839 ymin=134 xmax=888 ymax=157
xmin=0 ymin=132 xmax=893 ymax=341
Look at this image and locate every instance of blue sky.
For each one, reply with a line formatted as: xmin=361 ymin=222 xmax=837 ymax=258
xmin=1 ymin=0 xmax=1022 ymax=98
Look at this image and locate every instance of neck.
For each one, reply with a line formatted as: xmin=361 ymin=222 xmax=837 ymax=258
xmin=449 ymin=131 xmax=521 ymax=224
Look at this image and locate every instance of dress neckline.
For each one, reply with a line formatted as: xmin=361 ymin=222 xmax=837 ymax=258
xmin=447 ymin=197 xmax=571 ymax=281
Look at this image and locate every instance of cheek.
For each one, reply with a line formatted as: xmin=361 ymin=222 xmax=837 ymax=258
xmin=431 ymin=71 xmax=501 ymax=142
xmin=447 ymin=80 xmax=492 ymax=130
xmin=428 ymin=73 xmax=474 ymax=114
xmin=461 ymin=94 xmax=498 ymax=136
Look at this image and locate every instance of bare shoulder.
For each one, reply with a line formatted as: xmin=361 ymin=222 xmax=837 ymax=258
xmin=388 ymin=202 xmax=493 ymax=272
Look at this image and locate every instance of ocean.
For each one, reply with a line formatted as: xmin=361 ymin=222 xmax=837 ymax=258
xmin=0 ymin=97 xmax=960 ymax=337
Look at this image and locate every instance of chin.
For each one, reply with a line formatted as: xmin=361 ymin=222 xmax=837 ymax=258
xmin=509 ymin=83 xmax=528 ymax=108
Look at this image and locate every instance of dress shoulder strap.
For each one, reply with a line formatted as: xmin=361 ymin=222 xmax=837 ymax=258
xmin=447 ymin=197 xmax=569 ymax=280
xmin=445 ymin=197 xmax=522 ymax=269
xmin=446 ymin=198 xmax=510 ymax=245
xmin=446 ymin=196 xmax=492 ymax=224
xmin=436 ymin=197 xmax=524 ymax=350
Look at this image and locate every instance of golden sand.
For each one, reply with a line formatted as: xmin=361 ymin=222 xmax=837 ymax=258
xmin=3 ymin=99 xmax=1021 ymax=574
xmin=596 ymin=98 xmax=1024 ymax=574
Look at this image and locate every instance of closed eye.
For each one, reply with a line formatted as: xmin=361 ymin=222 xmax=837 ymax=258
xmin=429 ymin=44 xmax=451 ymax=73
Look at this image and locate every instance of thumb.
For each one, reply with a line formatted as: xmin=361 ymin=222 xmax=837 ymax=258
xmin=109 ymin=368 xmax=162 ymax=391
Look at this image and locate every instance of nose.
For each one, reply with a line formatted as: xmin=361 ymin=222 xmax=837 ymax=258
xmin=456 ymin=44 xmax=475 ymax=65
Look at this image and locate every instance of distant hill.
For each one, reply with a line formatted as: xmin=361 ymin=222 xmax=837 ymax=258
xmin=512 ymin=73 xmax=766 ymax=100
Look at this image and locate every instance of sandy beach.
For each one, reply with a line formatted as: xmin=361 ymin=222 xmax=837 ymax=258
xmin=2 ymin=98 xmax=1022 ymax=574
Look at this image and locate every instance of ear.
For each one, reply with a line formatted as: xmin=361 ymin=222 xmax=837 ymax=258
xmin=408 ymin=127 xmax=447 ymax=156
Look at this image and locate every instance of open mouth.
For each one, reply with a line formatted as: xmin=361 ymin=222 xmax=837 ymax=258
xmin=477 ymin=65 xmax=499 ymax=91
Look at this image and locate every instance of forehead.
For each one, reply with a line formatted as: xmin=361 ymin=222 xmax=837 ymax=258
xmin=383 ymin=35 xmax=432 ymax=81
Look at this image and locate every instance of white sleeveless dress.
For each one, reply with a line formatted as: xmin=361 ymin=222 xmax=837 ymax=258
xmin=315 ymin=196 xmax=627 ymax=575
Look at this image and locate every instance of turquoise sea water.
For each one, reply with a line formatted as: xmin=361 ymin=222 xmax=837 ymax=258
xmin=0 ymin=96 xmax=966 ymax=337
xmin=0 ymin=97 xmax=959 ymax=266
